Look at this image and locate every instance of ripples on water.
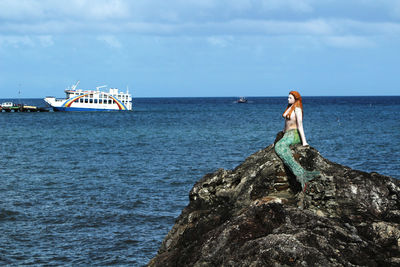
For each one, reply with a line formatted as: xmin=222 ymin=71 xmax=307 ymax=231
xmin=0 ymin=96 xmax=399 ymax=265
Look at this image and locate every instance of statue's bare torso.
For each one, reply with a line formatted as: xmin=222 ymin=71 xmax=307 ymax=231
xmin=283 ymin=108 xmax=297 ymax=132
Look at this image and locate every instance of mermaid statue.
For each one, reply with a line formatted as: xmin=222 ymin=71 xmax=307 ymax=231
xmin=274 ymin=91 xmax=320 ymax=191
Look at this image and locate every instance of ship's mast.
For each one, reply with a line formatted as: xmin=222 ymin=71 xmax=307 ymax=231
xmin=72 ymin=80 xmax=80 ymax=90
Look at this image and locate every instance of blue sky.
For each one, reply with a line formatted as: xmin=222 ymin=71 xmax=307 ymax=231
xmin=0 ymin=0 xmax=399 ymax=98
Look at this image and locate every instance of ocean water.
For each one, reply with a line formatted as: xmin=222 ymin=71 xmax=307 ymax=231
xmin=0 ymin=96 xmax=399 ymax=266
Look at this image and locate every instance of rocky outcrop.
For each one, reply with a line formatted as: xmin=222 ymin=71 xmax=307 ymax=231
xmin=149 ymin=137 xmax=400 ymax=266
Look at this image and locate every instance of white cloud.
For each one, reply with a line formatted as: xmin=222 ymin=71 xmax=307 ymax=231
xmin=207 ymin=36 xmax=233 ymax=47
xmin=0 ymin=0 xmax=44 ymax=20
xmin=0 ymin=35 xmax=35 ymax=47
xmin=0 ymin=34 xmax=54 ymax=47
xmin=97 ymin=35 xmax=122 ymax=48
xmin=323 ymin=35 xmax=375 ymax=48
xmin=0 ymin=0 xmax=130 ymax=21
xmin=259 ymin=0 xmax=313 ymax=13
xmin=1 ymin=0 xmax=400 ymax=49
xmin=37 ymin=35 xmax=54 ymax=47
xmin=227 ymin=19 xmax=333 ymax=35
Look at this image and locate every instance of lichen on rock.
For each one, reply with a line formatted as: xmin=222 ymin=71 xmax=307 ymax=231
xmin=149 ymin=138 xmax=400 ymax=266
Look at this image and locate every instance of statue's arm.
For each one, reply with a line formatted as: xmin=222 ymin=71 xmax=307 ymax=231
xmin=295 ymin=107 xmax=309 ymax=146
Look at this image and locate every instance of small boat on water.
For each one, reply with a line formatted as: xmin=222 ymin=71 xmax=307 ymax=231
xmin=44 ymin=81 xmax=133 ymax=111
xmin=1 ymin=102 xmax=16 ymax=108
xmin=0 ymin=102 xmax=20 ymax=112
xmin=237 ymin=97 xmax=248 ymax=103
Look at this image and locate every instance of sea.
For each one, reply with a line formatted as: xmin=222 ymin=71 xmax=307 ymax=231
xmin=1 ymin=96 xmax=399 ymax=266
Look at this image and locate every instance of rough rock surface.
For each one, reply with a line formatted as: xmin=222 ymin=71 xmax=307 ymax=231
xmin=148 ymin=137 xmax=400 ymax=266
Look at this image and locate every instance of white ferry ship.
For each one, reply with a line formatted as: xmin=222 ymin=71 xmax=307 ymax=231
xmin=44 ymin=81 xmax=132 ymax=111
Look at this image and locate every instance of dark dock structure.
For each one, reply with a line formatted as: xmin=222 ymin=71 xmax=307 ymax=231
xmin=0 ymin=104 xmax=50 ymax=112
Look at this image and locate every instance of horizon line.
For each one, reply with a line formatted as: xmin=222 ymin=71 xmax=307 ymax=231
xmin=1 ymin=94 xmax=400 ymax=99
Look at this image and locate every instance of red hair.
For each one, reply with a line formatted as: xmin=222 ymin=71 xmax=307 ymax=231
xmin=282 ymin=91 xmax=303 ymax=119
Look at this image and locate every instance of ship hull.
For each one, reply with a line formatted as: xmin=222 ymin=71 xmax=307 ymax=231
xmin=52 ymin=107 xmax=128 ymax=112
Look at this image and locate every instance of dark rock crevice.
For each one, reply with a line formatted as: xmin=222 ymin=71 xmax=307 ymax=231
xmin=149 ymin=140 xmax=400 ymax=266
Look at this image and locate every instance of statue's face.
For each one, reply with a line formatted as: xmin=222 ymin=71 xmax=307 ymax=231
xmin=288 ymin=94 xmax=295 ymax=104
